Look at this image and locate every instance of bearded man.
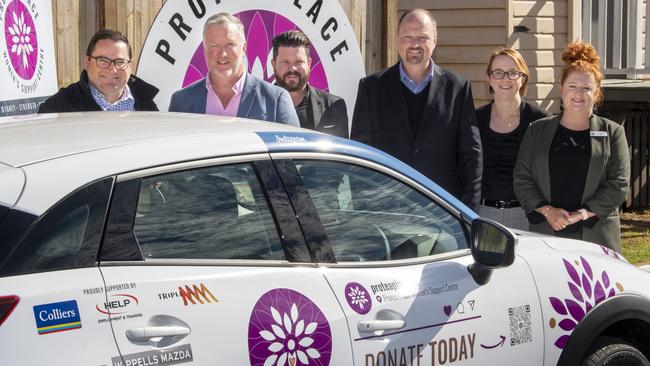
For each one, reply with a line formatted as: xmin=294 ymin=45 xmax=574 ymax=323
xmin=271 ymin=31 xmax=348 ymax=138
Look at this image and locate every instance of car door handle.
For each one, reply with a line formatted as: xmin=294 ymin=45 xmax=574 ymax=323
xmin=357 ymin=320 xmax=405 ymax=332
xmin=126 ymin=326 xmax=191 ymax=341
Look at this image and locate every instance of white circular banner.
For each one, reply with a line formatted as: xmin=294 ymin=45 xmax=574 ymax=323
xmin=137 ymin=0 xmax=365 ymax=119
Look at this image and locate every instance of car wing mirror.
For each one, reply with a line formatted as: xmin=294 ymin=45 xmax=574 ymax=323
xmin=467 ymin=218 xmax=517 ymax=285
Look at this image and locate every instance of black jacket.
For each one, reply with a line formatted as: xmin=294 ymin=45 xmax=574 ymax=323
xmin=306 ymin=86 xmax=349 ymax=138
xmin=351 ymin=63 xmax=482 ymax=210
xmin=38 ymin=70 xmax=159 ymax=113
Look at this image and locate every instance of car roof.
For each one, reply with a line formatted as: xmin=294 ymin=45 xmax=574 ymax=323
xmin=0 ymin=112 xmax=301 ymax=167
xmin=0 ymin=112 xmax=475 ymax=219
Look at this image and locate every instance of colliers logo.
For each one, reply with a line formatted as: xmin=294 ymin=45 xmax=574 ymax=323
xmin=33 ymin=300 xmax=81 ymax=335
xmin=137 ymin=0 xmax=364 ymax=113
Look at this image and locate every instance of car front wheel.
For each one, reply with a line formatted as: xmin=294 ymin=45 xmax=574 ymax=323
xmin=581 ymin=339 xmax=650 ymax=366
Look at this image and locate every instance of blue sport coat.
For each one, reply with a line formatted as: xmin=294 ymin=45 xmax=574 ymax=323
xmin=168 ymin=73 xmax=299 ymax=126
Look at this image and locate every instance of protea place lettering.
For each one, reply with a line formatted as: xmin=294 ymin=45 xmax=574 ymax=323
xmin=155 ymin=0 xmax=349 ymax=65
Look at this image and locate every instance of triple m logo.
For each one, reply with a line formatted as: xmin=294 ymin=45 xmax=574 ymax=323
xmin=158 ymin=283 xmax=219 ymax=306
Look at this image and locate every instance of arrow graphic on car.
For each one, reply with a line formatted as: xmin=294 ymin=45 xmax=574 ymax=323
xmin=481 ymin=335 xmax=506 ymax=349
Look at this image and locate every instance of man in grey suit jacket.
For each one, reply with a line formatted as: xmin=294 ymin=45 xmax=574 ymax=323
xmin=168 ymin=13 xmax=299 ymax=126
xmin=271 ymin=31 xmax=348 ymax=138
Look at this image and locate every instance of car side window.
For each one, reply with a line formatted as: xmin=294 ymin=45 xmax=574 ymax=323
xmin=0 ymin=177 xmax=113 ymax=277
xmin=296 ymin=160 xmax=467 ymax=262
xmin=132 ymin=163 xmax=285 ymax=260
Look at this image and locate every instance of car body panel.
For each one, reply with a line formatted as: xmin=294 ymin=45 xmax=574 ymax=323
xmin=99 ymin=265 xmax=354 ymax=365
xmin=0 ymin=268 xmax=117 ymax=364
xmin=322 ymin=254 xmax=544 ymax=365
xmin=0 ymin=163 xmax=24 ymax=208
xmin=520 ymin=239 xmax=650 ymax=366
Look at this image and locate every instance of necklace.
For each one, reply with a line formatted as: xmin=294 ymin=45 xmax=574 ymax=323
xmin=492 ymin=109 xmax=520 ymax=128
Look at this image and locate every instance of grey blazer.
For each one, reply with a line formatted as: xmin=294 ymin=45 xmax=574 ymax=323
xmin=168 ymin=73 xmax=299 ymax=126
xmin=513 ymin=114 xmax=630 ymax=251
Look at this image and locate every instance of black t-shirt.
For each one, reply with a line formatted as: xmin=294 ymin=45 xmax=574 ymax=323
xmin=549 ymin=125 xmax=591 ymax=239
xmin=483 ymin=124 xmax=525 ymax=200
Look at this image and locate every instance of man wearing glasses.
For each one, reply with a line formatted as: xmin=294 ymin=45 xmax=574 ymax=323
xmin=39 ymin=29 xmax=159 ymax=113
xmin=350 ymin=9 xmax=482 ymax=211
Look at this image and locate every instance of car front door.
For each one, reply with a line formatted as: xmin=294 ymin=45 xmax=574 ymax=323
xmin=99 ymin=156 xmax=353 ymax=366
xmin=277 ymin=155 xmax=546 ymax=366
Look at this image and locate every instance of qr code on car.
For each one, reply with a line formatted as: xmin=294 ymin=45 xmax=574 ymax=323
xmin=508 ymin=305 xmax=532 ymax=346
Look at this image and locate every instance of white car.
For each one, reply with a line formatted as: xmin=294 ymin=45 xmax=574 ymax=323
xmin=1 ymin=112 xmax=649 ymax=366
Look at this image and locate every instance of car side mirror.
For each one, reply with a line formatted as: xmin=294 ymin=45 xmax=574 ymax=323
xmin=467 ymin=218 xmax=517 ymax=285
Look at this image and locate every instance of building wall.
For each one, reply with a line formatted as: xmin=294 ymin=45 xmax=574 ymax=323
xmin=398 ymin=0 xmax=569 ymax=112
xmin=509 ymin=0 xmax=567 ymax=112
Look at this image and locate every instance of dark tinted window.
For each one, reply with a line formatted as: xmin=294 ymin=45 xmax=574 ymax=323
xmin=0 ymin=177 xmax=113 ymax=276
xmin=296 ymin=160 xmax=467 ymax=262
xmin=132 ymin=163 xmax=285 ymax=260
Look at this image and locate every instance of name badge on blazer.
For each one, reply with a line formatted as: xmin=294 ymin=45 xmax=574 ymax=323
xmin=590 ymin=131 xmax=608 ymax=137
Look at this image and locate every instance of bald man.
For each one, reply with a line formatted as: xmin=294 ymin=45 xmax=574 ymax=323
xmin=351 ymin=9 xmax=482 ymax=210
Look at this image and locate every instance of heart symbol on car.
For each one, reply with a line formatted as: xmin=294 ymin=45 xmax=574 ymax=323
xmin=443 ymin=305 xmax=452 ymax=316
xmin=289 ymin=356 xmax=296 ymax=366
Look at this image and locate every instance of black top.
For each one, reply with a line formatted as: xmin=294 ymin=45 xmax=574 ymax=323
xmin=549 ymin=125 xmax=591 ymax=238
xmin=482 ymin=124 xmax=525 ymax=200
xmin=401 ymin=81 xmax=430 ymax=139
xmin=476 ymin=100 xmax=550 ymax=201
xmin=295 ymin=90 xmax=315 ymax=130
xmin=38 ymin=70 xmax=159 ymax=113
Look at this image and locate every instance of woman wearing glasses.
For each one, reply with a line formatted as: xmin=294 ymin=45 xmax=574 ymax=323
xmin=476 ymin=48 xmax=549 ymax=230
xmin=514 ymin=42 xmax=629 ymax=251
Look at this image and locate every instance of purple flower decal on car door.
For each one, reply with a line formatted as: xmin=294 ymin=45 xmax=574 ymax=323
xmin=248 ymin=288 xmax=332 ymax=366
xmin=548 ymin=257 xmax=624 ymax=349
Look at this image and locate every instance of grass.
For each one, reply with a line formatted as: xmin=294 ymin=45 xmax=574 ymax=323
xmin=621 ymin=208 xmax=650 ymax=266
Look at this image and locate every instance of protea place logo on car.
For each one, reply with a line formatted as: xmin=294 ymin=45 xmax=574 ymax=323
xmin=248 ymin=288 xmax=333 ymax=366
xmin=137 ymin=0 xmax=364 ymax=117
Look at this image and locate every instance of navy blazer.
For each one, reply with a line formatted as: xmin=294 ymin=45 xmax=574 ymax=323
xmin=351 ymin=63 xmax=482 ymax=211
xmin=168 ymin=73 xmax=299 ymax=126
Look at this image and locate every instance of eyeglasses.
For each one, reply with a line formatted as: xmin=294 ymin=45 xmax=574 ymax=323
xmin=489 ymin=70 xmax=525 ymax=80
xmin=89 ymin=55 xmax=131 ymax=70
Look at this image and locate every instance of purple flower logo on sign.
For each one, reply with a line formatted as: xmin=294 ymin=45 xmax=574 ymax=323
xmin=182 ymin=10 xmax=329 ymax=91
xmin=248 ymin=288 xmax=332 ymax=366
xmin=548 ymin=257 xmax=624 ymax=349
xmin=4 ymin=0 xmax=38 ymax=80
xmin=344 ymin=282 xmax=372 ymax=314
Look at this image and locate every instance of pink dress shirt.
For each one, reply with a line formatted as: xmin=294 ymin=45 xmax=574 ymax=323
xmin=205 ymin=72 xmax=246 ymax=116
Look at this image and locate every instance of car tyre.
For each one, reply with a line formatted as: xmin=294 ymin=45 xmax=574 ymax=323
xmin=581 ymin=339 xmax=650 ymax=366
